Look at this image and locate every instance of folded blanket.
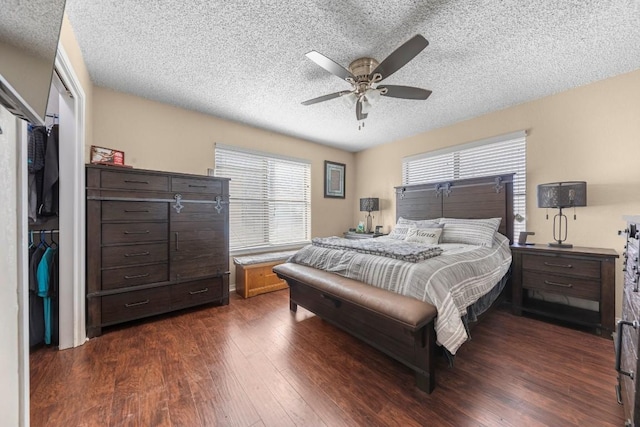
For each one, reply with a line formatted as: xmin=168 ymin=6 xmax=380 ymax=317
xmin=312 ymin=236 xmax=442 ymax=262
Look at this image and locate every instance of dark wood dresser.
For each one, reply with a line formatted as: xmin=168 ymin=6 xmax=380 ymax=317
xmin=511 ymin=244 xmax=618 ymax=337
xmin=86 ymin=165 xmax=230 ymax=337
xmin=617 ymin=216 xmax=640 ymax=426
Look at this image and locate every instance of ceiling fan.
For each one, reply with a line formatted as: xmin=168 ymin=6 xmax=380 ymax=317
xmin=302 ymin=34 xmax=432 ymax=125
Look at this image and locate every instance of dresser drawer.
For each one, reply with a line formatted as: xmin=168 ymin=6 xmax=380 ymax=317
xmin=101 ymin=170 xmax=169 ymax=191
xmin=101 ymin=287 xmax=171 ymax=325
xmin=171 ymin=177 xmax=222 ymax=194
xmin=522 ymin=270 xmax=600 ymax=300
xmin=171 ymin=277 xmax=224 ymax=310
xmin=102 ymin=222 xmax=168 ymax=245
xmin=102 ymin=242 xmax=168 ymax=268
xmin=102 ymin=263 xmax=169 ymax=290
xmin=102 ymin=201 xmax=168 ymax=221
xmin=522 ymin=254 xmax=600 ymax=279
xmin=622 ymin=288 xmax=640 ymax=359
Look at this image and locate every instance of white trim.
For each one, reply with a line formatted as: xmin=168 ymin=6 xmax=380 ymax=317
xmin=54 ymin=45 xmax=87 ymax=348
xmin=214 ymin=142 xmax=312 ymax=165
xmin=403 ymin=130 xmax=527 ymax=163
xmin=16 ymin=118 xmax=29 ymax=427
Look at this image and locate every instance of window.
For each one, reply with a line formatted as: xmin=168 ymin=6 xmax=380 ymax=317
xmin=214 ymin=144 xmax=311 ymax=253
xmin=402 ymin=131 xmax=527 ymax=235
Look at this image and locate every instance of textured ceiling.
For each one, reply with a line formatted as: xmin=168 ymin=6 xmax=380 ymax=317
xmin=65 ymin=0 xmax=640 ymax=152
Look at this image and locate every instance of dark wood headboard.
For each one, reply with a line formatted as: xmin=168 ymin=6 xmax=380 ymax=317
xmin=394 ymin=174 xmax=515 ymax=243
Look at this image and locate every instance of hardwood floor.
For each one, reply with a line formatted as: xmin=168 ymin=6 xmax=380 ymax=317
xmin=30 ymin=290 xmax=624 ymax=426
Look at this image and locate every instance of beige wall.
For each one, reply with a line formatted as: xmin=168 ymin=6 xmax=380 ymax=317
xmin=355 ymin=68 xmax=640 ymax=316
xmin=92 ymin=87 xmax=356 ymax=239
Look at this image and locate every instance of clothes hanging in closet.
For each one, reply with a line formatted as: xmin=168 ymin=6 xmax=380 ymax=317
xmin=28 ymin=241 xmax=45 ymax=347
xmin=27 ymin=124 xmax=60 ymax=222
xmin=28 ymin=232 xmax=59 ymax=347
xmin=41 ymin=124 xmax=59 ymax=216
xmin=27 ymin=126 xmax=47 ymax=223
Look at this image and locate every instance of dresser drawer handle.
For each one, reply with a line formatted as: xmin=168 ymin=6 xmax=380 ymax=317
xmin=124 ymin=251 xmax=150 ymax=257
xmin=615 ymin=320 xmax=639 ymax=382
xmin=544 ymin=280 xmax=572 ymax=288
xmin=189 ymin=288 xmax=209 ymax=295
xmin=543 ymin=262 xmax=572 ymax=268
xmin=124 ymin=273 xmax=150 ymax=279
xmin=124 ymin=180 xmax=149 ymax=184
xmin=188 ymin=184 xmax=207 ymax=188
xmin=124 ymin=299 xmax=150 ymax=308
xmin=124 ymin=230 xmax=150 ymax=235
xmin=124 ymin=209 xmax=150 ymax=213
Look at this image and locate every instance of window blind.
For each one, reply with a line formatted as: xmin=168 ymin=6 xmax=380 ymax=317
xmin=214 ymin=144 xmax=311 ymax=252
xmin=402 ymin=131 xmax=527 ymax=235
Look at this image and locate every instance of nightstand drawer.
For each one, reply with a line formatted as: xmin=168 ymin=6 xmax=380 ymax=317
xmin=522 ymin=270 xmax=600 ymax=300
xmin=522 ymin=254 xmax=600 ymax=279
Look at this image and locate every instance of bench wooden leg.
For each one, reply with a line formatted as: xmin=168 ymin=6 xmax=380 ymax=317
xmin=414 ymin=321 xmax=436 ymax=393
xmin=415 ymin=371 xmax=435 ymax=394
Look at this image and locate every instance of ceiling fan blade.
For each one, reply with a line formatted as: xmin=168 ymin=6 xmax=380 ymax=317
xmin=370 ymin=34 xmax=429 ymax=82
xmin=380 ymin=85 xmax=432 ymax=100
xmin=301 ymin=91 xmax=352 ymax=106
xmin=306 ymin=51 xmax=355 ymax=82
xmin=356 ymin=98 xmax=368 ymax=121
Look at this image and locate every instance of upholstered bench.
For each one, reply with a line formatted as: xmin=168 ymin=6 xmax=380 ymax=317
xmin=233 ymin=250 xmax=298 ymax=298
xmin=273 ymin=262 xmax=438 ymax=393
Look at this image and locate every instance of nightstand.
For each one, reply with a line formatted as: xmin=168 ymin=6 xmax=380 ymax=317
xmin=511 ymin=244 xmax=618 ymax=337
xmin=343 ymin=232 xmax=386 ymax=240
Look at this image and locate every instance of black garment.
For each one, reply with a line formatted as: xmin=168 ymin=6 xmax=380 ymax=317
xmin=28 ymin=126 xmax=47 ymax=219
xmin=29 ymin=244 xmax=46 ymax=347
xmin=48 ymin=247 xmax=59 ymax=346
xmin=41 ymin=125 xmax=59 ymax=216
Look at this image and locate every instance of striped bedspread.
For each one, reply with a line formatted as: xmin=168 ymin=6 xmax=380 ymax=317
xmin=288 ymin=233 xmax=512 ymax=354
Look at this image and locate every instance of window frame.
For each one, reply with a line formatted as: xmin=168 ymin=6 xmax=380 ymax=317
xmin=214 ymin=144 xmax=311 ymax=255
xmin=402 ymin=131 xmax=527 ymax=235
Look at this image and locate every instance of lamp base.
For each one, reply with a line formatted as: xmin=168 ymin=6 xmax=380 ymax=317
xmin=548 ymin=242 xmax=573 ymax=248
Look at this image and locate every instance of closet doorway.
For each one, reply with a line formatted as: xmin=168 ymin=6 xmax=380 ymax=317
xmin=23 ymin=45 xmax=86 ymax=354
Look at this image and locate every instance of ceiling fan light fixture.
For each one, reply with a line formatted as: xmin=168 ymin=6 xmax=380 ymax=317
xmin=301 ymin=34 xmax=431 ymax=122
xmin=341 ymin=92 xmax=357 ymax=108
xmin=361 ymin=97 xmax=372 ymax=114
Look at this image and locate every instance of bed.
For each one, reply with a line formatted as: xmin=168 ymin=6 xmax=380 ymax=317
xmin=273 ymin=174 xmax=514 ymax=393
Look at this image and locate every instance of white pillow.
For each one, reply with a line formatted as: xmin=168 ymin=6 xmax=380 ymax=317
xmin=388 ymin=217 xmax=441 ymax=240
xmin=405 ymin=227 xmax=442 ymax=244
xmin=440 ymin=218 xmax=501 ymax=247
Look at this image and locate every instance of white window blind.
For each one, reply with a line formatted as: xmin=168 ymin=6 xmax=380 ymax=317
xmin=402 ymin=131 xmax=527 ymax=235
xmin=214 ymin=144 xmax=311 ymax=253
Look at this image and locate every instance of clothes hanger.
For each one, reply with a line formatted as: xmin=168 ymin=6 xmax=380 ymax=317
xmin=49 ymin=230 xmax=58 ymax=249
xmin=29 ymin=231 xmax=34 ymax=249
xmin=38 ymin=230 xmax=49 ymax=248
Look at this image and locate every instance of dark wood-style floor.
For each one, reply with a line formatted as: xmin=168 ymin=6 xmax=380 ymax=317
xmin=30 ymin=290 xmax=623 ymax=426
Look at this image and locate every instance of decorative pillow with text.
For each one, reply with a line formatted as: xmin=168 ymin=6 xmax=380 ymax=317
xmin=405 ymin=227 xmax=443 ymax=244
xmin=388 ymin=217 xmax=441 ymax=240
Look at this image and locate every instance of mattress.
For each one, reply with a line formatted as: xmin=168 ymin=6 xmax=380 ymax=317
xmin=288 ymin=233 xmax=512 ymax=354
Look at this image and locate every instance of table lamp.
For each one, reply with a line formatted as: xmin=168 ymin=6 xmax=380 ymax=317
xmin=359 ymin=197 xmax=379 ymax=233
xmin=537 ymin=181 xmax=587 ymax=248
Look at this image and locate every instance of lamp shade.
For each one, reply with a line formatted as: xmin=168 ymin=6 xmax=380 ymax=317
xmin=537 ymin=181 xmax=587 ymax=208
xmin=360 ymin=197 xmax=379 ymax=212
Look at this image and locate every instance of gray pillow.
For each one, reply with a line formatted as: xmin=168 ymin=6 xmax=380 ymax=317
xmin=440 ymin=217 xmax=501 ymax=247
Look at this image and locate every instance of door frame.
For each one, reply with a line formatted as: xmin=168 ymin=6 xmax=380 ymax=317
xmin=53 ymin=45 xmax=87 ymax=349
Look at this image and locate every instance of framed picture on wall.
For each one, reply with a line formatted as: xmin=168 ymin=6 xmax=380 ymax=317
xmin=324 ymin=160 xmax=345 ymax=198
